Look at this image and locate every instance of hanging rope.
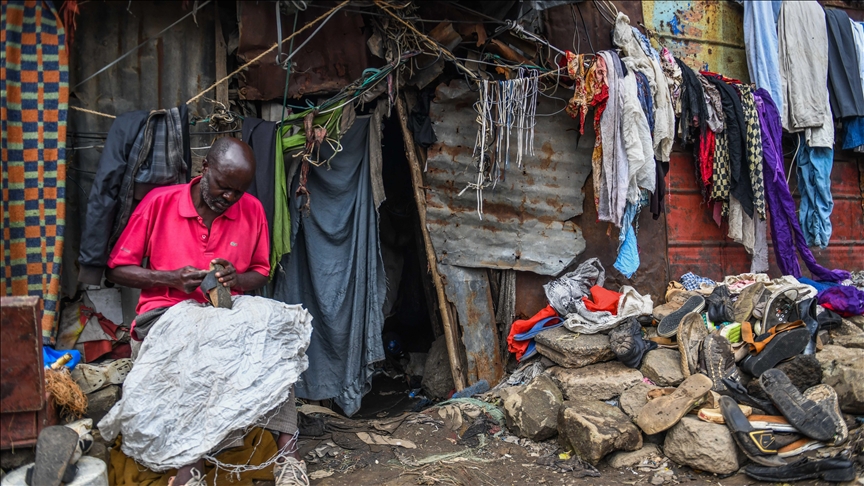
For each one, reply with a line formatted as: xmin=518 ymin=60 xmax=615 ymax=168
xmin=69 ymin=105 xmax=116 ymax=119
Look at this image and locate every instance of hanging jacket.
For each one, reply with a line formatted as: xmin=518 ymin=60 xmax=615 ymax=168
xmin=825 ymin=8 xmax=864 ymax=118
xmin=78 ymin=106 xmax=191 ymax=285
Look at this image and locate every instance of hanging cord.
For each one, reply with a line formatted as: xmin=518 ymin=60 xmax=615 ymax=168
xmin=373 ymin=0 xmax=479 ymax=80
xmin=186 ymin=0 xmax=349 ymax=106
xmin=788 ymin=133 xmax=801 ymax=185
xmin=594 ymin=0 xmax=618 ymax=25
xmin=73 ymin=0 xmax=213 ymax=90
xmin=279 ymin=11 xmax=301 ymax=125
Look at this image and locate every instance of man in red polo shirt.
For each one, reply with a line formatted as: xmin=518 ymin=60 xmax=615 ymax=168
xmin=106 ymin=137 xmax=307 ymax=486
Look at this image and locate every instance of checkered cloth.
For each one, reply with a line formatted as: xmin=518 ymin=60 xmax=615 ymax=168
xmin=737 ymin=85 xmax=766 ymax=221
xmin=1 ymin=1 xmax=69 ymax=343
xmin=680 ymin=272 xmax=716 ymax=291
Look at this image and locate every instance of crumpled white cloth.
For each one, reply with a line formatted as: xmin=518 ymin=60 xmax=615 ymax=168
xmin=544 ymin=258 xmax=606 ymax=316
xmin=562 ymin=285 xmax=654 ymax=334
xmin=98 ymin=296 xmax=313 ymax=471
xmin=765 ymin=276 xmax=818 ymax=302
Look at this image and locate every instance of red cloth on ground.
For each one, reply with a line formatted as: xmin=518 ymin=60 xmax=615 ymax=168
xmin=507 ymin=305 xmax=558 ymax=360
xmin=582 ymin=286 xmax=622 ymax=314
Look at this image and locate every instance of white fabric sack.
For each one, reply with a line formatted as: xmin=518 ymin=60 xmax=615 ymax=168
xmin=563 ymin=285 xmax=653 ymax=334
xmin=98 ymin=296 xmax=313 ymax=471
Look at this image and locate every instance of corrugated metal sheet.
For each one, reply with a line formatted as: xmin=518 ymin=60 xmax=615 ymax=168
xmin=642 ymin=0 xmax=749 ymax=83
xmin=666 ymin=149 xmax=864 ymax=282
xmin=438 ymin=265 xmax=503 ymax=386
xmin=65 ymin=1 xmax=217 ymax=295
xmin=543 ymin=0 xmax=645 ymax=54
xmin=237 ymin=2 xmax=373 ymax=100
xmin=425 ymin=80 xmax=589 ymax=276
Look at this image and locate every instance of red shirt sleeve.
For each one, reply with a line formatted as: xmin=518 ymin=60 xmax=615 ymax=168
xmin=245 ymin=199 xmax=271 ymax=277
xmin=107 ymin=199 xmax=153 ymax=268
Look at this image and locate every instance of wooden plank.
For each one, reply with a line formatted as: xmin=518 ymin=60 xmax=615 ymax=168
xmin=395 ymin=96 xmax=466 ymax=390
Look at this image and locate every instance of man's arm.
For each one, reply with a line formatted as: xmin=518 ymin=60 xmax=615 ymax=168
xmin=210 ymin=258 xmax=268 ymax=292
xmin=106 ymin=265 xmax=208 ymax=293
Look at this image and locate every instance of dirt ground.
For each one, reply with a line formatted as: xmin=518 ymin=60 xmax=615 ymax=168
xmin=283 ymin=408 xmax=864 ymax=486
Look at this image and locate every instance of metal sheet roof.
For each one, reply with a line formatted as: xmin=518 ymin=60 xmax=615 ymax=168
xmin=425 ymin=80 xmax=590 ymax=276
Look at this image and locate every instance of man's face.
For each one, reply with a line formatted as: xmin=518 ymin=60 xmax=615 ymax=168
xmin=200 ymin=163 xmax=246 ymax=214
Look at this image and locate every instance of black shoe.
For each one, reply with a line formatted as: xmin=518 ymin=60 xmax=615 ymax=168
xmin=796 ymin=298 xmax=819 ymax=355
xmin=719 ymin=377 xmax=780 ymax=415
xmin=706 ymin=285 xmax=734 ymax=323
xmin=759 ymin=369 xmax=837 ymax=442
xmin=609 ymin=318 xmax=657 ymax=368
xmin=817 ymin=307 xmax=843 ymax=332
xmin=719 ymin=396 xmax=786 ymax=467
xmin=744 ymin=456 xmax=855 ymax=482
xmin=699 ymin=333 xmax=739 ymax=392
xmin=658 ymin=295 xmax=705 ymax=338
xmin=740 ymin=325 xmax=810 ymax=377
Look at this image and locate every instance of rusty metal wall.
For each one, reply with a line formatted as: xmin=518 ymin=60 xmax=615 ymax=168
xmin=666 ymin=149 xmax=864 ymax=282
xmin=64 ymin=1 xmax=218 ymax=296
xmin=642 ymin=0 xmax=748 ymax=82
xmin=237 ymin=1 xmax=373 ymax=100
xmin=425 ymin=80 xmax=590 ymax=276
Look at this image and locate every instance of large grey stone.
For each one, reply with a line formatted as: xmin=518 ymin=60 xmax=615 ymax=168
xmin=547 ymin=362 xmax=643 ymax=401
xmin=558 ymin=400 xmax=643 ymax=466
xmin=816 ymin=345 xmax=864 ymax=413
xmin=534 ymin=327 xmax=615 ymax=369
xmin=831 ymin=320 xmax=864 ymax=350
xmin=606 ymin=443 xmax=664 ymax=469
xmin=639 ymin=349 xmax=684 ymax=387
xmin=422 ymin=336 xmax=455 ymax=398
xmin=663 ymin=417 xmax=741 ymax=475
xmin=846 ymin=316 xmax=864 ymax=331
xmin=619 ymin=382 xmax=660 ymax=419
xmin=503 ymin=374 xmax=563 ymax=441
xmin=747 ymin=354 xmax=822 ymax=400
xmin=87 ymin=385 xmax=121 ymax=425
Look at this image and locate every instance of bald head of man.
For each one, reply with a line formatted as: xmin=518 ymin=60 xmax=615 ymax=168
xmin=198 ymin=137 xmax=256 ymax=214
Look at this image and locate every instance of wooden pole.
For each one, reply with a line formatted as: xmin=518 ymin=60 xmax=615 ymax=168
xmin=395 ymin=96 xmax=466 ymax=391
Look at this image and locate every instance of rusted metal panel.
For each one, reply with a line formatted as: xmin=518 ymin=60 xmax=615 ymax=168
xmin=666 ymin=149 xmax=864 ymax=282
xmin=0 ymin=296 xmax=44 ymax=414
xmin=438 ymin=265 xmax=503 ymax=386
xmin=66 ymin=1 xmax=217 ymax=295
xmin=1 ymin=392 xmax=59 ymax=450
xmin=237 ymin=2 xmax=373 ymax=100
xmin=543 ymin=1 xmax=645 ymax=54
xmin=425 ymin=80 xmax=589 ymax=276
xmin=642 ymin=1 xmax=749 ymax=83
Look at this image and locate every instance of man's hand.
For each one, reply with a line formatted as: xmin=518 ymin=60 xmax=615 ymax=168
xmin=172 ymin=266 xmax=208 ymax=293
xmin=212 ymin=258 xmax=237 ymax=288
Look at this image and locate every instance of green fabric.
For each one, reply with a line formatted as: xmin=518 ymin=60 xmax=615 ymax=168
xmin=271 ymin=108 xmax=344 ymax=276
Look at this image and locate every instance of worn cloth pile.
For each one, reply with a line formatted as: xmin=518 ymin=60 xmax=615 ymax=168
xmin=501 ymin=261 xmax=863 ymax=481
xmin=98 ymin=296 xmax=313 ymax=471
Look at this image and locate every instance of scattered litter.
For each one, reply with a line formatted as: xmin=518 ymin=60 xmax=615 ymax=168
xmin=356 ymin=432 xmax=416 ymax=449
xmin=308 ymin=469 xmax=334 ymax=480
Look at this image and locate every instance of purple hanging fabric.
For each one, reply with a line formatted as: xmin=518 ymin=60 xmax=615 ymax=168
xmin=753 ymin=89 xmax=849 ymax=283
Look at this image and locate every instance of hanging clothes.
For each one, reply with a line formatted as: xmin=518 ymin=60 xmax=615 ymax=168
xmin=2 ymin=1 xmax=69 ymax=342
xmin=778 ymin=1 xmax=833 ymax=148
xmin=566 ymin=52 xmax=590 ymax=132
xmin=753 ymin=89 xmax=849 ymax=283
xmin=825 ymin=8 xmax=864 ymax=118
xmin=675 ymin=59 xmax=705 ymax=147
xmin=697 ymin=73 xmax=725 ymax=133
xmin=703 ymin=74 xmax=753 ymax=218
xmin=612 ymin=12 xmax=675 ymax=163
xmin=736 ymin=84 xmax=766 ymax=221
xmin=620 ymin=64 xmax=656 ymax=204
xmin=242 ymin=117 xmax=279 ymax=249
xmin=661 ymin=48 xmax=683 ymax=116
xmin=743 ymin=0 xmax=784 ymax=115
xmin=589 ymin=56 xmax=609 ymax=214
xmin=598 ymin=51 xmax=629 ymax=226
xmin=273 ymin=116 xmax=386 ymax=417
xmin=796 ymin=136 xmax=835 ymax=249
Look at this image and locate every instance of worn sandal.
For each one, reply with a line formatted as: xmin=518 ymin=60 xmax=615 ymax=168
xmin=200 ymin=263 xmax=233 ymax=309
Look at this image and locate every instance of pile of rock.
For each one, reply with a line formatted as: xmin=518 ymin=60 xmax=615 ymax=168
xmin=498 ymin=313 xmax=864 ymax=477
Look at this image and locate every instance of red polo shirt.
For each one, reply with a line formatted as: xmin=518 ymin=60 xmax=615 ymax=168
xmin=108 ymin=176 xmax=270 ymax=315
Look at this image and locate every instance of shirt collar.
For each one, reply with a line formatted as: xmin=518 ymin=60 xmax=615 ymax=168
xmin=179 ymin=175 xmax=240 ymax=220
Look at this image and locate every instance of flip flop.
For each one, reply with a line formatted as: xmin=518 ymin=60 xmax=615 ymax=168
xmin=657 ymin=295 xmax=705 ymax=338
xmin=635 ymin=373 xmax=712 ymax=435
xmin=29 ymin=426 xmax=80 ymax=486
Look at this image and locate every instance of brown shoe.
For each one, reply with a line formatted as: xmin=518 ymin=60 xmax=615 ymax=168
xmin=677 ymin=312 xmax=709 ymax=378
xmin=653 ymin=289 xmax=698 ymax=321
xmin=733 ymin=282 xmax=766 ymax=324
xmin=635 ymin=373 xmax=713 ymax=435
